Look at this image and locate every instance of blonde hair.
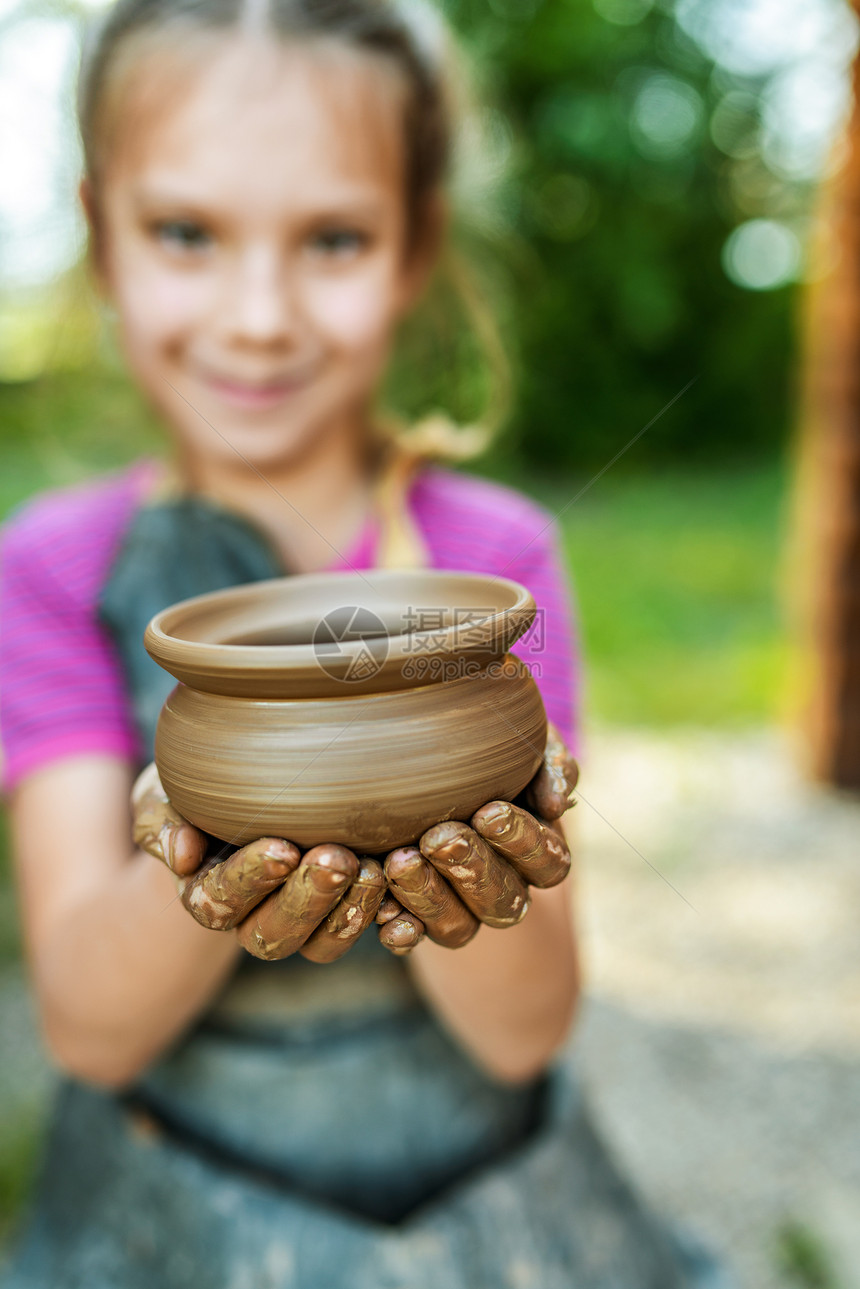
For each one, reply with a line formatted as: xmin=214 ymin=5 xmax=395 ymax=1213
xmin=76 ymin=0 xmax=515 ymax=561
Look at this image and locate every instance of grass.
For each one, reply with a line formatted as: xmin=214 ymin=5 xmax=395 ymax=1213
xmin=773 ymin=1219 xmax=842 ymax=1289
xmin=506 ymin=462 xmax=792 ymax=728
xmin=0 ymin=1116 xmax=45 ymax=1254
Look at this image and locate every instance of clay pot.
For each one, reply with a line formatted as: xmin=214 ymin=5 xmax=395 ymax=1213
xmin=144 ymin=569 xmax=547 ymax=853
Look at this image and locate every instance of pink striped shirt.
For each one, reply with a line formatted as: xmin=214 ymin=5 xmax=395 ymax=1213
xmin=0 ymin=459 xmax=581 ymax=793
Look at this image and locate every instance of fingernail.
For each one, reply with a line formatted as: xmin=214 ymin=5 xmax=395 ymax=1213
xmin=477 ymin=803 xmax=511 ymax=837
xmin=317 ymin=859 xmax=352 ymax=880
xmin=356 ymin=859 xmax=386 ymax=889
xmin=389 ymin=846 xmax=420 ymax=864
xmin=376 ymin=896 xmax=402 ymax=924
xmin=312 ymin=846 xmax=356 ymax=876
xmin=262 ymin=857 xmax=293 ymax=880
xmin=385 ymin=848 xmax=422 ymax=883
xmin=261 ymin=841 xmax=300 ymax=880
xmin=387 ymin=917 xmax=420 ymax=946
xmin=309 ymin=864 xmax=349 ymax=893
xmin=438 ymin=836 xmax=470 ymax=862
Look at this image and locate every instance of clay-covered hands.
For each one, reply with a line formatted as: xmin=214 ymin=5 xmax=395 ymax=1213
xmin=383 ymin=721 xmax=578 ymax=950
xmin=132 ymin=762 xmax=387 ymax=962
xmin=130 ymin=721 xmax=579 ymax=961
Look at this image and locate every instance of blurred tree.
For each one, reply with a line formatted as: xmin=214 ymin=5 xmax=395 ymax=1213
xmin=429 ymin=0 xmax=818 ymax=472
xmin=0 ymin=0 xmax=843 ymax=476
xmin=793 ymin=5 xmax=860 ymax=789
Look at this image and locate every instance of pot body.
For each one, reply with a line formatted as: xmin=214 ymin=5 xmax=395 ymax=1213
xmin=155 ymin=655 xmax=547 ymax=853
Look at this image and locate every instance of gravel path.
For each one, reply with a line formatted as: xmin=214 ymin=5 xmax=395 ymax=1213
xmin=573 ymin=998 xmax=860 ymax=1289
xmin=571 ymin=725 xmax=860 ymax=1289
xmin=573 ymin=724 xmax=859 ymax=1056
xmin=2 ymin=725 xmax=857 ymax=1287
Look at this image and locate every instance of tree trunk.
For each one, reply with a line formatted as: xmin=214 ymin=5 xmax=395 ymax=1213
xmin=795 ymin=25 xmax=860 ymax=788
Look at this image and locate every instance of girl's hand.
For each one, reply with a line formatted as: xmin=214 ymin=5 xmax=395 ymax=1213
xmin=130 ymin=764 xmax=386 ymax=962
xmin=383 ymin=723 xmax=578 ymax=949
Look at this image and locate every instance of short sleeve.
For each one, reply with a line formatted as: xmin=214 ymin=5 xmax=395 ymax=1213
xmin=504 ymin=517 xmax=582 ymax=759
xmin=0 ymin=521 xmax=142 ymax=794
xmin=410 ymin=466 xmax=584 ymax=761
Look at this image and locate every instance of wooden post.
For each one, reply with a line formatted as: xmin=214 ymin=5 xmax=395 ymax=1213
xmin=794 ymin=15 xmax=860 ymax=788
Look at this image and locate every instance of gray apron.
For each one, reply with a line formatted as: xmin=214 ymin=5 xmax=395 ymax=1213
xmin=1 ymin=495 xmax=737 ymax=1288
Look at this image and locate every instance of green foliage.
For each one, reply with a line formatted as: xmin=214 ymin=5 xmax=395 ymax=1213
xmin=773 ymin=1218 xmax=841 ymax=1289
xmin=424 ymin=0 xmax=808 ymax=470
xmin=2 ymin=0 xmax=815 ymax=473
xmin=0 ymin=1115 xmax=45 ymax=1252
xmin=0 ymin=814 xmax=22 ymax=968
xmin=0 ymin=367 xmax=164 ymax=521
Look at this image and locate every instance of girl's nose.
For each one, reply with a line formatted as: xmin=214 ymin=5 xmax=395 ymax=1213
xmin=223 ymin=246 xmax=299 ymax=347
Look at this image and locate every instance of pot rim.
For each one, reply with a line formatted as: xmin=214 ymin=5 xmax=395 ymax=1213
xmin=144 ymin=568 xmax=536 ymax=694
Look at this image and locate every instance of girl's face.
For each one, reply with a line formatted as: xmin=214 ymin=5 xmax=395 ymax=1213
xmin=84 ymin=37 xmax=440 ymax=474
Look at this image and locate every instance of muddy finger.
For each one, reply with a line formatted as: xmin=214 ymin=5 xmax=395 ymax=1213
xmin=471 ymin=801 xmax=571 ymax=888
xmin=300 ymin=858 xmax=386 ymax=964
xmin=376 ymin=893 xmax=404 ymax=924
xmin=525 ymin=723 xmax=580 ymax=821
xmin=378 ymin=908 xmax=425 ymax=956
xmin=131 ymin=764 xmax=207 ymax=877
xmin=236 ymin=844 xmax=359 ymax=961
xmin=180 ymin=837 xmax=301 ymax=929
xmin=385 ymin=847 xmax=478 ymax=948
xmin=419 ymin=822 xmax=530 ymax=929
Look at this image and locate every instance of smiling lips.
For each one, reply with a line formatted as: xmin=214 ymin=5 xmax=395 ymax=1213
xmin=202 ymin=368 xmax=313 ymax=410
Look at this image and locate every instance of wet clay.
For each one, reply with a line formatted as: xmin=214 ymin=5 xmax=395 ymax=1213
xmin=145 ymin=569 xmax=547 ymax=853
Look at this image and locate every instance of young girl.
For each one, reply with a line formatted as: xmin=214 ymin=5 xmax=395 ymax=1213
xmin=0 ymin=1 xmax=736 ymax=1284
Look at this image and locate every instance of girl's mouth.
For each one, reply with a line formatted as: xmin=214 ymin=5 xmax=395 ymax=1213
xmin=203 ymin=371 xmax=310 ymax=410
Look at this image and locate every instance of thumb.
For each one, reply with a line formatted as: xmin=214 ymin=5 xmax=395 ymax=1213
xmin=131 ymin=762 xmax=207 ymax=875
xmin=525 ymin=723 xmax=579 ymax=820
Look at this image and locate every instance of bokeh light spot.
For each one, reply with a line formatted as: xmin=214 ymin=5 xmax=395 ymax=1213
xmin=722 ymin=218 xmax=802 ymax=290
xmin=593 ymin=0 xmax=653 ymax=26
xmin=630 ymin=73 xmax=703 ymax=157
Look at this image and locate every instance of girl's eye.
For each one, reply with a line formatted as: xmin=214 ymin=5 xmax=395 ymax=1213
xmin=309 ymin=228 xmax=369 ymax=256
xmin=151 ymin=220 xmax=212 ymax=251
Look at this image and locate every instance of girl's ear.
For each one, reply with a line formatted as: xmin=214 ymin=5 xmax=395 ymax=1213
xmin=79 ymin=176 xmax=109 ymax=295
xmin=397 ymin=190 xmax=448 ymax=316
